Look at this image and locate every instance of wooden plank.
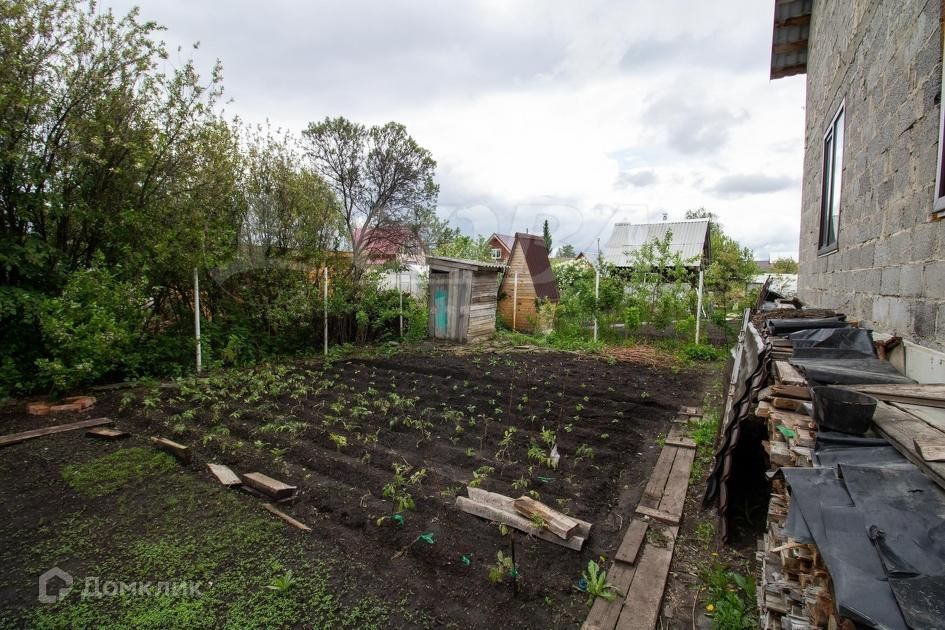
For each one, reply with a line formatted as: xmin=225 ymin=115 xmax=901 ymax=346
xmin=242 ymin=472 xmax=296 ymax=499
xmin=657 ymin=446 xmax=695 ymax=520
xmin=614 ymin=519 xmax=649 ymax=565
xmin=150 ymin=436 xmax=191 ymax=463
xmin=0 ymin=417 xmax=113 ymax=448
xmin=582 ymin=561 xmax=637 ymax=630
xmin=262 ymin=503 xmax=311 ymax=532
xmin=208 ymin=463 xmax=242 ymax=487
xmin=665 ymin=437 xmax=696 ymax=449
xmin=914 ymin=439 xmax=945 ymax=462
xmin=842 ymin=384 xmax=945 ymax=409
xmin=775 ymin=361 xmax=806 ymax=386
xmin=615 ymin=526 xmax=678 ymax=630
xmin=771 ymin=397 xmax=803 ymax=411
xmin=678 ymin=406 xmax=703 ymax=417
xmin=872 ymin=402 xmax=945 ymax=490
xmin=756 ymin=401 xmax=773 ymax=418
xmin=769 ymin=409 xmax=814 ymax=430
xmin=771 ymin=384 xmax=811 ymax=400
xmin=512 ymin=496 xmax=579 ymax=540
xmin=456 ymin=496 xmax=585 ymax=551
xmin=634 ymin=504 xmax=680 ymax=526
xmin=640 ymin=446 xmax=677 ymax=509
xmin=85 ymin=427 xmax=129 ymax=440
xmin=892 ymin=402 xmax=945 ymax=433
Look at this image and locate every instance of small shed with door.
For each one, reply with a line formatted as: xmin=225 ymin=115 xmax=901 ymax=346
xmin=496 ymin=233 xmax=560 ymax=332
xmin=427 ymin=256 xmax=505 ymax=343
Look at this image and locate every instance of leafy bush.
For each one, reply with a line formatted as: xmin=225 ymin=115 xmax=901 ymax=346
xmin=35 ymin=266 xmax=149 ymax=393
xmin=681 ymin=343 xmax=727 ymax=362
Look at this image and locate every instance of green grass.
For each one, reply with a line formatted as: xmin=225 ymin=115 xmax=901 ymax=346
xmin=699 ymin=561 xmax=758 ymax=629
xmin=2 ymin=447 xmax=420 ymax=630
xmin=61 ymin=448 xmax=178 ymax=497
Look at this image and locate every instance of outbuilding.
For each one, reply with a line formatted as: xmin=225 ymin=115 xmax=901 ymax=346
xmin=496 ymin=233 xmax=560 ymax=332
xmin=426 ymin=256 xmax=505 ymax=343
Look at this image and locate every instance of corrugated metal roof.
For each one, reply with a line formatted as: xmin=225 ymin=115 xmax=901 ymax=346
xmin=490 ymin=233 xmax=515 ymax=251
xmin=602 ymin=220 xmax=710 ymax=269
xmin=770 ymin=0 xmax=812 ymax=79
xmin=426 ymin=256 xmax=506 ymax=272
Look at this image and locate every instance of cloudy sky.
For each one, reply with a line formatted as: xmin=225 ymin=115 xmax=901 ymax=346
xmin=113 ymin=0 xmax=806 ymax=259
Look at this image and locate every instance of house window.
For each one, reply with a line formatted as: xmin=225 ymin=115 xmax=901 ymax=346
xmin=819 ymin=104 xmax=844 ymax=253
xmin=491 ymin=248 xmax=501 ymax=260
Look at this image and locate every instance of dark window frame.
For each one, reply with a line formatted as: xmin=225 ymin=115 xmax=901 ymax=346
xmin=818 ymin=103 xmax=844 ymax=255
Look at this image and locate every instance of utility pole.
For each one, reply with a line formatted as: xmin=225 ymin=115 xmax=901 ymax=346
xmin=193 ymin=268 xmax=202 ymax=373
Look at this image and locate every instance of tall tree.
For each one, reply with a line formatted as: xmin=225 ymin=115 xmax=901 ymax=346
xmin=558 ymin=244 xmax=576 ymax=258
xmin=542 ymin=220 xmax=552 ymax=252
xmin=301 ymin=117 xmax=439 ymax=278
xmin=770 ymin=257 xmax=799 ymax=273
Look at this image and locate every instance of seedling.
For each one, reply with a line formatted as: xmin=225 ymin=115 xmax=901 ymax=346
xmin=329 ymin=433 xmax=347 ymax=451
xmin=468 ymin=465 xmax=495 ymax=488
xmin=266 ymin=570 xmax=298 ymax=592
xmin=383 ymin=463 xmax=427 ymax=511
xmin=488 ymin=551 xmax=519 ymax=584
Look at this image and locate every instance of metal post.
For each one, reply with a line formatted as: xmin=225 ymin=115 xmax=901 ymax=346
xmin=695 ymin=268 xmax=704 ymax=344
xmin=193 ymin=267 xmax=202 ymax=373
xmin=398 ymin=269 xmax=403 ymax=337
xmin=512 ymin=272 xmax=519 ymax=330
xmin=323 ymin=267 xmax=329 ymax=356
xmin=593 ymin=266 xmax=600 ymax=342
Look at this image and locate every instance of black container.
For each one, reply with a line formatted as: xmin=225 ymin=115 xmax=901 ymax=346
xmin=811 ymin=386 xmax=878 ymax=435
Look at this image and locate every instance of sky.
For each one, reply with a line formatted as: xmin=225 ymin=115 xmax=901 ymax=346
xmin=111 ymin=0 xmax=807 ymax=260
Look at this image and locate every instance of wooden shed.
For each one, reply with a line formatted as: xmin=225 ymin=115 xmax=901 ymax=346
xmin=427 ymin=256 xmax=505 ymax=343
xmin=497 ymin=233 xmax=560 ymax=332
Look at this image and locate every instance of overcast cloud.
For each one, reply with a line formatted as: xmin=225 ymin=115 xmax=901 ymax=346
xmin=111 ymin=0 xmax=806 ymax=259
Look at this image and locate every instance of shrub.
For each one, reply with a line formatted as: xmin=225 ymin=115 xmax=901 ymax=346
xmin=681 ymin=343 xmax=727 ymax=362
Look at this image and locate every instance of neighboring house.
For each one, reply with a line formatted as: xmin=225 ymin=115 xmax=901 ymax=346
xmin=755 ymin=259 xmax=773 ymax=273
xmin=747 ymin=273 xmax=798 ymax=298
xmin=497 ymin=233 xmax=560 ymax=332
xmin=351 ymin=226 xmax=425 ymax=267
xmin=770 ymin=0 xmax=945 ymax=355
xmin=487 ymin=233 xmax=515 ymax=263
xmin=601 ymin=220 xmax=711 ymax=271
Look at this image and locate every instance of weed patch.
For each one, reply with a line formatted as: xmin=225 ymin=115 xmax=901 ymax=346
xmin=61 ymin=448 xmax=178 ymax=498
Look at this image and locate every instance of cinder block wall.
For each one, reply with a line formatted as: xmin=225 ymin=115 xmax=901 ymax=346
xmin=799 ymin=0 xmax=945 ymax=352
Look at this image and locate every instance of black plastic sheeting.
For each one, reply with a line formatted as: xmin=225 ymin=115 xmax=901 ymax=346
xmin=782 ymin=440 xmax=945 ymax=629
xmin=789 ymin=347 xmax=916 ymax=386
xmin=766 ymin=317 xmax=848 ymax=336
xmin=789 ymin=327 xmax=877 ymax=355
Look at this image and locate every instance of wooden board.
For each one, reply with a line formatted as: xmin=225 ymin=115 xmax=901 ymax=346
xmin=872 ymin=402 xmax=945 ymax=490
xmin=242 ymin=472 xmax=296 ymax=499
xmin=665 ymin=425 xmax=696 ymax=449
xmin=582 ymin=561 xmax=638 ymax=630
xmin=0 ymin=417 xmax=113 ymax=448
xmin=640 ymin=447 xmax=677 ymax=509
xmin=512 ymin=496 xmax=579 ymax=540
xmin=456 ymin=494 xmax=586 ymax=551
xmin=150 ymin=436 xmax=191 ymax=463
xmin=771 ymin=397 xmax=802 ymax=411
xmin=634 ymin=505 xmax=680 ymax=526
xmin=914 ymin=439 xmax=945 ymax=462
xmin=769 ymin=409 xmax=814 ymax=430
xmin=843 ymin=384 xmax=945 ymax=409
xmin=771 ymin=384 xmax=811 ymax=400
xmin=678 ymin=406 xmax=703 ymax=417
xmin=656 ymin=446 xmax=695 ymax=520
xmin=892 ymin=402 xmax=945 ymax=433
xmin=85 ymin=427 xmax=129 ymax=440
xmin=775 ymin=361 xmax=806 ymax=387
xmin=262 ymin=503 xmax=311 ymax=532
xmin=614 ymin=519 xmax=648 ymax=565
xmin=208 ymin=463 xmax=242 ymax=487
xmin=756 ymin=401 xmax=773 ymax=418
xmin=615 ymin=526 xmax=678 ymax=630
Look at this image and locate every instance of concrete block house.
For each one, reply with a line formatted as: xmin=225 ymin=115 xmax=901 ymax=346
xmin=770 ymin=0 xmax=945 ymax=377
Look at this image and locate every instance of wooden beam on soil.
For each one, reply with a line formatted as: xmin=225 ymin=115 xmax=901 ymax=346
xmin=665 ymin=425 xmax=696 ymax=449
xmin=150 ymin=436 xmax=191 ymax=463
xmin=207 ymin=463 xmax=242 ymax=487
xmin=614 ymin=519 xmax=648 ymax=565
xmin=582 ymin=561 xmax=638 ymax=630
xmin=262 ymin=503 xmax=311 ymax=532
xmin=639 ymin=447 xmax=677 ymax=509
xmin=512 ymin=495 xmax=579 ymax=540
xmin=634 ymin=505 xmax=680 ymax=526
xmin=242 ymin=472 xmax=296 ymax=500
xmin=85 ymin=427 xmax=129 ymax=440
xmin=456 ymin=487 xmax=590 ymax=551
xmin=0 ymin=417 xmax=113 ymax=448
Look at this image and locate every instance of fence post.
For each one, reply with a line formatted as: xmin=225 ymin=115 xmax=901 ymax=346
xmin=323 ymin=267 xmax=328 ymax=357
xmin=695 ymin=268 xmax=704 ymax=344
xmin=398 ymin=269 xmax=403 ymax=337
xmin=194 ymin=267 xmax=202 ymax=373
xmin=513 ymin=271 xmax=519 ymax=330
xmin=593 ymin=266 xmax=600 ymax=343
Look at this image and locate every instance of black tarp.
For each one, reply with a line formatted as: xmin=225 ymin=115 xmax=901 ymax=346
xmin=766 ymin=317 xmax=848 ymax=336
xmin=789 ymin=327 xmax=877 ymax=355
xmin=789 ymin=347 xmax=916 ymax=386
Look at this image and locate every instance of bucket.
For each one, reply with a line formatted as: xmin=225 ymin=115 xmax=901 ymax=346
xmin=811 ymin=387 xmax=877 ymax=435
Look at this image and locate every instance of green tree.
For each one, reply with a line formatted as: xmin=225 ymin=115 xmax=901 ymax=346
xmin=542 ymin=220 xmax=552 ymax=252
xmin=770 ymin=257 xmax=799 ymax=274
xmin=432 ymin=235 xmax=492 ymax=262
xmin=302 ymin=117 xmax=439 ymax=279
xmin=558 ymin=244 xmax=577 ymax=258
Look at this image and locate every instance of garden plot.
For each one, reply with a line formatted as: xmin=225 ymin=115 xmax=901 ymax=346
xmin=0 ymin=347 xmax=707 ymax=628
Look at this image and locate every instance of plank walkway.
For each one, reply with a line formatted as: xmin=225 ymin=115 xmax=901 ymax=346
xmin=583 ymin=407 xmax=698 ymax=630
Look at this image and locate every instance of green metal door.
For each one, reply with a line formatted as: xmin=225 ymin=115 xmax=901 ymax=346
xmin=434 ymin=286 xmax=448 ymax=337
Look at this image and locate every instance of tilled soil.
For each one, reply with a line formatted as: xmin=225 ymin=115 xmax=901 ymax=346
xmin=1 ymin=346 xmax=709 ymax=628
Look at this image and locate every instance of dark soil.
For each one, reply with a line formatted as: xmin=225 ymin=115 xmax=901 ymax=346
xmin=0 ymin=345 xmax=709 ymax=628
